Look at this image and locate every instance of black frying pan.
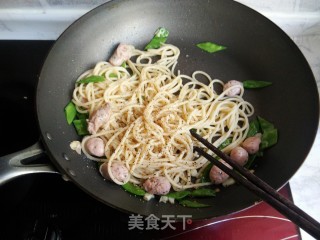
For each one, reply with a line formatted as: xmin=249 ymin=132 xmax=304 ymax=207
xmin=1 ymin=0 xmax=319 ymax=220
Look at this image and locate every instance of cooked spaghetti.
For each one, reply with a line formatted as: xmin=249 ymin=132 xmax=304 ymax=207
xmin=71 ymin=44 xmax=254 ymax=191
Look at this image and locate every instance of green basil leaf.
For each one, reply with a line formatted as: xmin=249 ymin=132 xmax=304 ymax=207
xmin=245 ymin=151 xmax=264 ymax=169
xmin=73 ymin=118 xmax=89 ymax=136
xmin=145 ymin=27 xmax=169 ymax=50
xmin=218 ymin=138 xmax=232 ymax=150
xmin=64 ymin=101 xmax=77 ymax=125
xmin=122 ymin=182 xmax=146 ymax=196
xmin=245 ymin=153 xmax=258 ymax=169
xmin=258 ymin=116 xmax=278 ymax=149
xmin=196 ymin=42 xmax=226 ymax=53
xmin=179 ymin=199 xmax=210 ymax=208
xmin=260 ymin=128 xmax=278 ymax=150
xmin=77 ymin=75 xmax=105 ymax=84
xmin=109 ymin=73 xmax=118 ymax=78
xmin=166 ymin=190 xmax=191 ymax=200
xmin=121 ymin=61 xmax=127 ymax=68
xmin=200 ymin=163 xmax=213 ymax=183
xmin=243 ymin=80 xmax=272 ymax=89
xmin=190 ymin=188 xmax=216 ymax=197
xmin=76 ymin=112 xmax=89 ymax=120
xmin=247 ymin=119 xmax=260 ymax=138
xmin=258 ymin=116 xmax=275 ymax=132
xmin=245 ymin=116 xmax=278 ymax=168
xmin=244 ymin=116 xmax=278 ymax=168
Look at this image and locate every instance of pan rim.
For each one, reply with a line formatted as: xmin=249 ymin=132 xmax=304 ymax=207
xmin=36 ymin=0 xmax=320 ymax=220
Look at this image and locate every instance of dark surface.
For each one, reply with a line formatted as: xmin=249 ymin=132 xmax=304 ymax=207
xmin=1 ymin=174 xmax=147 ymax=240
xmin=36 ymin=0 xmax=319 ymax=219
xmin=0 ymin=173 xmax=300 ymax=240
xmin=0 ymin=41 xmax=54 ymax=207
xmin=0 ymin=41 xmax=53 ymax=155
xmin=0 ymin=40 xmax=145 ymax=240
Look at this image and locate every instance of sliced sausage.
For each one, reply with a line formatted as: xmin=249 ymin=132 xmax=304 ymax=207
xmin=99 ymin=161 xmax=129 ymax=184
xmin=209 ymin=160 xmax=232 ymax=184
xmin=85 ymin=137 xmax=105 ymax=157
xmin=241 ymin=133 xmax=262 ymax=154
xmin=230 ymin=146 xmax=249 ymax=166
xmin=143 ymin=176 xmax=171 ymax=195
xmin=223 ymin=80 xmax=243 ymax=97
xmin=87 ymin=103 xmax=111 ymax=134
xmin=109 ymin=43 xmax=134 ymax=66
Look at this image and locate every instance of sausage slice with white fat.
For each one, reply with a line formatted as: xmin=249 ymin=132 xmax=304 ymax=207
xmin=143 ymin=176 xmax=171 ymax=195
xmin=87 ymin=103 xmax=111 ymax=134
xmin=85 ymin=137 xmax=105 ymax=157
xmin=223 ymin=80 xmax=243 ymax=97
xmin=241 ymin=133 xmax=262 ymax=154
xmin=230 ymin=146 xmax=249 ymax=166
xmin=109 ymin=43 xmax=134 ymax=66
xmin=209 ymin=160 xmax=232 ymax=184
xmin=99 ymin=161 xmax=129 ymax=184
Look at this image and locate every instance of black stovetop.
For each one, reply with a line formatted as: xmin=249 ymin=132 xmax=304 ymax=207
xmin=0 ymin=41 xmax=147 ymax=240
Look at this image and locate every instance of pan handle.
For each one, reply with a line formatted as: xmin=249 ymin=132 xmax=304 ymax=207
xmin=0 ymin=141 xmax=58 ymax=186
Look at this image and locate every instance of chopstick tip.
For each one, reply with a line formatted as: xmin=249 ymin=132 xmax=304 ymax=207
xmin=189 ymin=128 xmax=197 ymax=135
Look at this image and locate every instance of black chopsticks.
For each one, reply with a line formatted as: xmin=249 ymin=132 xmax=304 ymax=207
xmin=190 ymin=130 xmax=320 ymax=239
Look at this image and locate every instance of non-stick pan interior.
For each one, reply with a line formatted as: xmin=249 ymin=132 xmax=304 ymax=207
xmin=37 ymin=0 xmax=319 ymax=219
